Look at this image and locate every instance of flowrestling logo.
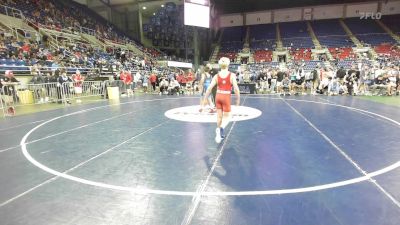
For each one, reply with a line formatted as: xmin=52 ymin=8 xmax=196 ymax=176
xmin=164 ymin=105 xmax=262 ymax=123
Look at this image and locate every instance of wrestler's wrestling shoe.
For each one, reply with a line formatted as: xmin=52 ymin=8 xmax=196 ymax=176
xmin=208 ymin=108 xmax=216 ymax=113
xmin=215 ymin=127 xmax=225 ymax=143
xmin=215 ymin=128 xmax=222 ymax=143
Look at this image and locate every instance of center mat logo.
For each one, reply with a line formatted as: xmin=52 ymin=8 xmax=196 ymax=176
xmin=165 ymin=105 xmax=262 ymax=123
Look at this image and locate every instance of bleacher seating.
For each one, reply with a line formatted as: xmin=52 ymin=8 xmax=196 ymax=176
xmin=280 ymin=21 xmax=313 ymax=49
xmin=303 ymin=60 xmax=322 ymax=71
xmin=336 ymin=59 xmax=355 ymax=69
xmin=357 ymin=33 xmax=396 ymax=46
xmin=249 ymin=24 xmax=276 ymax=51
xmin=253 ymin=50 xmax=273 ymax=62
xmin=381 ymin=15 xmax=400 ymax=34
xmin=311 ymin=19 xmax=354 ymax=48
xmin=282 ymin=38 xmax=314 ymax=49
xmin=249 ymin=24 xmax=276 ymax=40
xmin=344 ymin=18 xmax=384 ymax=34
xmin=344 ymin=18 xmax=396 ymax=46
xmin=311 ymin=19 xmax=347 ymax=36
xmin=280 ymin=21 xmax=310 ymax=38
xmin=142 ymin=3 xmax=191 ymax=49
xmin=318 ymin=36 xmax=354 ymax=48
xmin=290 ymin=48 xmax=312 ymax=61
xmin=218 ymin=26 xmax=246 ymax=62
xmin=221 ymin=26 xmax=246 ymax=42
xmin=375 ymin=44 xmax=400 ymax=58
xmin=248 ymin=62 xmax=280 ymax=73
xmin=329 ymin=47 xmax=357 ymax=60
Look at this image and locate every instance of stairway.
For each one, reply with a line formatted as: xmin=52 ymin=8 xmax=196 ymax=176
xmin=339 ymin=19 xmax=379 ymax=59
xmin=0 ymin=14 xmax=36 ymax=41
xmin=81 ymin=33 xmax=106 ymax=50
xmin=339 ymin=19 xmax=363 ymax=48
xmin=276 ymin=23 xmax=283 ymax=49
xmin=306 ymin=21 xmax=322 ymax=49
xmin=326 ymin=48 xmax=334 ymax=61
xmin=209 ymin=45 xmax=220 ymax=62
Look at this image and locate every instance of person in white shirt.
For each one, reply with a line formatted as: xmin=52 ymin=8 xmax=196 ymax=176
xmin=159 ymin=78 xmax=169 ymax=95
xmin=168 ymin=78 xmax=181 ymax=95
xmin=134 ymin=71 xmax=141 ymax=91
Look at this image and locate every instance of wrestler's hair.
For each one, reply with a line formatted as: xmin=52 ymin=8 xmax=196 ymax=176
xmin=218 ymin=57 xmax=230 ymax=70
xmin=220 ymin=64 xmax=228 ymax=69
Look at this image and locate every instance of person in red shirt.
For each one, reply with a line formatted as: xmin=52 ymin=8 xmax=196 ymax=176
xmin=72 ymin=70 xmax=84 ymax=102
xmin=150 ymin=72 xmax=157 ymax=92
xmin=122 ymin=69 xmax=133 ymax=96
xmin=204 ymin=57 xmax=240 ymax=143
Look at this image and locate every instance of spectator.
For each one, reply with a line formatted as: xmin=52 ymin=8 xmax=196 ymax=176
xmin=150 ymin=72 xmax=157 ymax=92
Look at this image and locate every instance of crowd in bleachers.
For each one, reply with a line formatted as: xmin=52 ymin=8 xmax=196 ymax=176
xmin=1 ymin=0 xmax=130 ymax=43
xmin=0 ymin=0 xmax=399 ymax=109
xmin=218 ymin=16 xmax=399 ymax=64
xmin=234 ymin=59 xmax=400 ymax=96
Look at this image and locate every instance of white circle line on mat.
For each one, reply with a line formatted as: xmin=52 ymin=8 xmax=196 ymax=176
xmin=20 ymin=98 xmax=400 ymax=196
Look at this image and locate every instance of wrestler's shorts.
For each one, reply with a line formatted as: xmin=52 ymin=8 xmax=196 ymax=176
xmin=215 ymin=93 xmax=231 ymax=112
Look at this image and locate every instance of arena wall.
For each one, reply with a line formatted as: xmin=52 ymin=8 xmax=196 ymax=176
xmin=219 ymin=14 xmax=244 ymax=27
xmin=381 ymin=0 xmax=400 ymax=15
xmin=312 ymin=5 xmax=344 ymax=20
xmin=346 ymin=2 xmax=378 ymax=18
xmin=245 ymin=11 xmax=272 ymax=25
xmin=218 ymin=1 xmax=399 ymax=28
xmin=274 ymin=8 xmax=302 ymax=22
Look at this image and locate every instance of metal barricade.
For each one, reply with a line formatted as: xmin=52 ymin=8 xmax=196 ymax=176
xmin=61 ymin=81 xmax=106 ymax=104
xmin=27 ymin=82 xmax=59 ymax=104
xmin=1 ymin=83 xmax=19 ymax=117
xmin=0 ymin=81 xmax=109 ymax=117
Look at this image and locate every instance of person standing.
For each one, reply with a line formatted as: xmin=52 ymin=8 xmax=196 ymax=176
xmin=150 ymin=72 xmax=157 ymax=93
xmin=199 ymin=65 xmax=215 ymax=113
xmin=72 ymin=70 xmax=84 ymax=102
xmin=0 ymin=70 xmax=19 ymax=115
xmin=203 ymin=57 xmax=240 ymax=143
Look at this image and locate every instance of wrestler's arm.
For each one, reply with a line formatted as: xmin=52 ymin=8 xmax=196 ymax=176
xmin=199 ymin=73 xmax=205 ymax=93
xmin=231 ymin=73 xmax=240 ymax=106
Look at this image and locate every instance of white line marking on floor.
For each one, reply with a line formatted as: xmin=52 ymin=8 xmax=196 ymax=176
xmin=4 ymin=97 xmax=397 ymax=200
xmin=0 ymin=119 xmax=46 ymax=131
xmin=0 ymin=120 xmax=169 ymax=208
xmin=0 ymin=96 xmax=189 ymax=154
xmin=282 ymin=98 xmax=400 ymax=208
xmin=181 ymin=97 xmax=248 ymax=225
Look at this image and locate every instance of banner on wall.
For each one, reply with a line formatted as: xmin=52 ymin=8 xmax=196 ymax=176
xmin=236 ymin=83 xmax=256 ymax=94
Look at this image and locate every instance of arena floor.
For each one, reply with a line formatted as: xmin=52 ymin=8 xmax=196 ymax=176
xmin=0 ymin=95 xmax=399 ymax=225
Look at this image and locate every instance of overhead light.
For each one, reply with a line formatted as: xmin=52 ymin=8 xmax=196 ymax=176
xmin=142 ymin=6 xmax=146 ymax=10
xmin=161 ymin=4 xmax=164 ymax=7
xmin=190 ymin=0 xmax=207 ymax=5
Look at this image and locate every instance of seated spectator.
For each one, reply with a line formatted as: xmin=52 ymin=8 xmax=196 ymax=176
xmin=168 ymin=78 xmax=180 ymax=95
xmin=370 ymin=75 xmax=389 ymax=95
xmin=0 ymin=70 xmax=19 ymax=114
xmin=159 ymin=78 xmax=169 ymax=95
xmin=281 ymin=76 xmax=291 ymax=96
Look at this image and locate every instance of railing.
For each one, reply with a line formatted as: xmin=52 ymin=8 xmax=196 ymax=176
xmin=0 ymin=4 xmax=171 ymax=70
xmin=79 ymin=26 xmax=96 ymax=36
xmin=61 ymin=81 xmax=106 ymax=104
xmin=0 ymin=4 xmax=24 ymax=19
xmin=0 ymin=65 xmax=97 ymax=75
xmin=0 ymin=81 xmax=109 ymax=117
